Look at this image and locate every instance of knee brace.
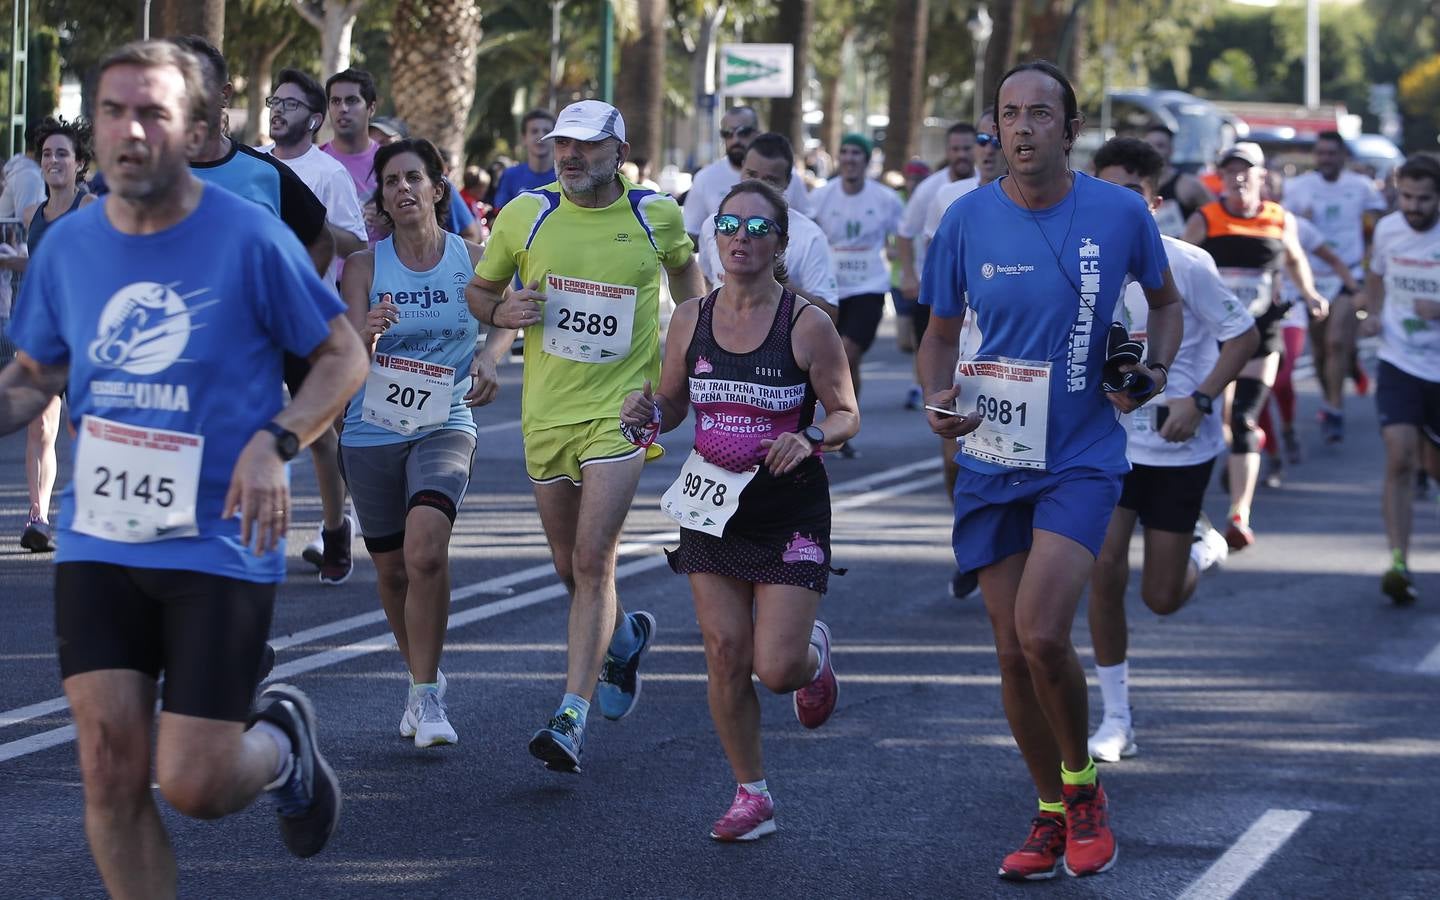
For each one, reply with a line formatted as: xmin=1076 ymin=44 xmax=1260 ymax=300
xmin=408 ymin=489 xmax=458 ymax=524
xmin=1230 ymin=377 xmax=1270 ymax=454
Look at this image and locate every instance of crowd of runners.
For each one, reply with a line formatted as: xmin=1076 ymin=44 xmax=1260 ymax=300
xmin=0 ymin=33 xmax=1436 ymax=895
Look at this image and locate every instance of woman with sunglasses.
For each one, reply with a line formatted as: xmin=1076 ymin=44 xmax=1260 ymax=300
xmin=338 ymin=138 xmax=493 ymax=749
xmin=620 ymin=179 xmax=859 ymax=841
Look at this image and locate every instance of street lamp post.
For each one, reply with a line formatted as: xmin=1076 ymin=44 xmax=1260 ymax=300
xmin=967 ymin=4 xmax=993 ymax=126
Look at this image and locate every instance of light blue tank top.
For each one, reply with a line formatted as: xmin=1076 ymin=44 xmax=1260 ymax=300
xmin=342 ymin=232 xmax=478 ymax=446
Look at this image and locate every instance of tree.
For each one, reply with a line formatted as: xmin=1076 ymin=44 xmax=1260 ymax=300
xmin=615 ymin=0 xmax=668 ymax=168
xmin=288 ymin=0 xmax=370 ymax=75
xmin=227 ymin=0 xmax=321 ymax=145
xmin=154 ymin=0 xmax=225 ymax=46
xmin=1398 ymin=54 xmax=1440 ymax=145
xmin=389 ymin=0 xmax=483 ymax=168
xmin=1207 ymin=48 xmax=1258 ymax=99
xmin=882 ymin=0 xmax=927 ymax=169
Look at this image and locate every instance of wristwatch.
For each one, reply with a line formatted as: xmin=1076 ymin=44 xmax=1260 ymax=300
xmin=803 ymin=425 xmax=826 ymax=446
xmin=262 ymin=421 xmax=300 ymax=461
xmin=1190 ymin=391 xmax=1213 ymax=415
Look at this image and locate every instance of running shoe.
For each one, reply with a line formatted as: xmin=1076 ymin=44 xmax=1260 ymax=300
xmin=597 ymin=610 xmax=656 ymax=721
xmin=998 ymin=812 xmax=1066 ymax=881
xmin=410 ymin=685 xmax=457 ymax=748
xmin=317 ymin=514 xmax=356 ymax=585
xmin=301 ymin=527 xmax=324 ymax=569
xmin=793 ymin=620 xmax=837 ymax=729
xmin=949 ymin=569 xmax=980 ymax=600
xmin=1190 ymin=513 xmax=1229 ymax=573
xmin=1225 ymin=515 xmax=1255 ymax=551
xmin=709 ymin=786 xmax=777 ymax=842
xmin=1353 ymin=360 xmax=1370 ymax=396
xmin=528 ymin=708 xmax=585 ymax=774
xmin=1264 ymin=456 xmax=1284 ymax=489
xmin=1282 ymin=429 xmax=1303 ymax=465
xmin=251 ymin=683 xmax=342 ymax=859
xmin=19 ymin=517 xmax=54 ymax=553
xmin=1062 ymin=780 xmax=1117 ymax=877
xmin=1087 ymin=715 xmax=1137 ymax=763
xmin=1320 ymin=409 xmax=1344 ymax=445
xmin=399 ymin=670 xmax=448 ymax=739
xmin=1381 ymin=567 xmax=1418 ymax=607
xmin=904 ymin=385 xmax=923 ymax=410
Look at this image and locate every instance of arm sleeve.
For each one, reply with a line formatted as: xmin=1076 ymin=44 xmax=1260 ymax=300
xmin=275 ymin=161 xmax=329 ymax=246
xmin=919 ymin=202 xmax=966 ymax=317
xmin=251 ymin=222 xmax=346 ymax=357
xmin=1188 ymin=251 xmax=1254 ymax=342
xmin=8 ymin=247 xmax=67 ymax=365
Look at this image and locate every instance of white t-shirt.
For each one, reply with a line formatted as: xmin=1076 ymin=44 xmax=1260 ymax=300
xmin=1371 ymin=210 xmax=1440 ymax=383
xmin=1283 ymin=169 xmax=1387 ymax=272
xmin=899 ymin=168 xmax=959 ymax=279
xmin=263 ymin=144 xmax=368 ymax=285
xmin=683 ymin=157 xmax=811 ymax=236
xmin=809 ymin=179 xmax=904 ymax=299
xmin=923 ymin=176 xmax=981 ymax=242
xmin=698 ymin=208 xmax=837 ymax=306
xmin=1121 ymin=235 xmax=1256 ymax=467
xmin=0 ymin=155 xmax=45 ymax=220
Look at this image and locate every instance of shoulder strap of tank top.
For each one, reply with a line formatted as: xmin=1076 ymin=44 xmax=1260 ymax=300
xmin=28 ymin=202 xmax=44 ymax=231
xmin=786 ymin=289 xmax=808 ymax=326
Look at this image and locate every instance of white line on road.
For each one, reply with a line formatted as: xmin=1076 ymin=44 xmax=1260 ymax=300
xmin=473 ymin=418 xmax=521 ymax=434
xmin=0 ymin=457 xmax=942 ymax=763
xmin=1176 ymin=809 xmax=1312 ymax=900
xmin=1417 ymin=640 xmax=1440 ymax=675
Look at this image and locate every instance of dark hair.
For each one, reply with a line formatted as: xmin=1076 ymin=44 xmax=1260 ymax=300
xmin=1397 ymin=154 xmax=1440 ymax=193
xmin=167 ymin=35 xmax=226 ymax=130
xmin=371 ymin=138 xmax=451 ymax=229
xmin=745 ymin=132 xmax=795 ymax=172
xmin=1315 ymin=130 xmax=1346 ymax=151
xmin=100 ymin=40 xmax=209 ymax=128
xmin=1145 ymin=123 xmax=1175 ymax=139
xmin=1092 ymin=137 xmax=1165 ymax=192
xmin=520 ymin=108 xmax=555 ymax=132
xmin=993 ymin=60 xmax=1080 ymax=143
xmin=718 ymin=179 xmax=789 ymax=281
xmin=275 ymin=67 xmax=326 ymax=133
xmin=947 ymin=122 xmax=978 ymax=138
xmin=32 ymin=116 xmax=93 ymax=183
xmin=326 ymin=68 xmax=377 ymax=106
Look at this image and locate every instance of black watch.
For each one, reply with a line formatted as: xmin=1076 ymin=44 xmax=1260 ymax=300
xmin=262 ymin=421 xmax=300 ymax=461
xmin=802 ymin=425 xmax=826 ymax=446
xmin=1190 ymin=391 xmax=1213 ymax=415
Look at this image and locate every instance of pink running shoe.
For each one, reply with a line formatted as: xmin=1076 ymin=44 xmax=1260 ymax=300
xmin=709 ymin=786 xmax=776 ymax=842
xmin=793 ymin=620 xmax=837 ymax=729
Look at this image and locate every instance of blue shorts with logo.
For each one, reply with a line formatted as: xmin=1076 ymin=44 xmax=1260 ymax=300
xmin=950 ymin=465 xmax=1125 ymax=573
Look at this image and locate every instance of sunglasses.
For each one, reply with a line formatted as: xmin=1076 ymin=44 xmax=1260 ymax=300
xmin=265 ymin=96 xmax=315 ymax=114
xmin=714 ymin=214 xmax=783 ymax=238
xmin=975 ymin=133 xmax=997 ymax=146
xmin=719 ymin=126 xmax=757 ymax=140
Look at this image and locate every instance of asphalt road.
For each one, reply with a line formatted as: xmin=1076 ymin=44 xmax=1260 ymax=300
xmin=1 ymin=322 xmax=1438 ymax=899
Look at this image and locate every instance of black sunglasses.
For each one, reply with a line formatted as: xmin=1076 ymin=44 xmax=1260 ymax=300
xmin=714 ymin=214 xmax=783 ymax=238
xmin=975 ymin=132 xmax=997 ymax=146
xmin=719 ymin=125 xmax=757 ymax=140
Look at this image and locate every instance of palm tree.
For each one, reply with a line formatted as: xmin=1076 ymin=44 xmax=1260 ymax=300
xmin=882 ymin=0 xmax=927 ymax=170
xmin=615 ymin=0 xmax=668 ymax=168
xmin=389 ymin=0 xmax=484 ymax=170
xmin=766 ymin=0 xmax=813 ymax=153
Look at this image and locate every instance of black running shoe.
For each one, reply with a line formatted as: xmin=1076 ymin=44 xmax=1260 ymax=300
xmin=251 ymin=684 xmax=341 ymax=858
xmin=528 ymin=708 xmax=585 ymax=774
xmin=1381 ymin=567 xmax=1418 ymax=607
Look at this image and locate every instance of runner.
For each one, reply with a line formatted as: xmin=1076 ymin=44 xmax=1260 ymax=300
xmin=1182 ymin=143 xmax=1329 ymax=550
xmin=897 ymin=123 xmax=977 ymax=308
xmin=1283 ymin=131 xmax=1388 ymax=443
xmin=0 ymin=40 xmax=366 ymax=892
xmin=173 ymin=36 xmax=358 ymax=583
xmin=1084 ymin=137 xmax=1259 ymax=763
xmin=322 ymin=67 xmax=391 ymax=245
xmin=1359 ymin=154 xmax=1440 ymax=605
xmin=621 ymin=178 xmax=858 ymax=840
xmin=684 ymin=106 xmax=811 ymax=245
xmin=7 ymin=117 xmax=97 ymax=552
xmin=467 ymin=100 xmax=704 ymax=773
xmin=919 ymin=61 xmax=1182 ymax=880
xmin=695 ymin=132 xmax=838 ymax=314
xmin=810 ymin=133 xmax=904 ymax=456
xmin=1144 ymin=125 xmax=1214 ymax=238
xmin=339 ymin=138 xmax=488 ymax=747
xmin=492 ymin=109 xmax=556 ymax=210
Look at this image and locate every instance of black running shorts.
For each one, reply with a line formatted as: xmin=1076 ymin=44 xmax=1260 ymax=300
xmin=1116 ymin=458 xmax=1216 ymax=534
xmin=54 ymin=562 xmax=276 ymax=722
xmin=837 ymin=293 xmax=887 ymax=353
xmin=1377 ymin=361 xmax=1440 ymax=446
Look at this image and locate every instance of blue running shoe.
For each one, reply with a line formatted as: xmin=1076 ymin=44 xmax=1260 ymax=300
xmin=250 ymin=683 xmax=341 ymax=858
xmin=597 ymin=611 xmax=656 ymax=721
xmin=529 ymin=708 xmax=585 ymax=774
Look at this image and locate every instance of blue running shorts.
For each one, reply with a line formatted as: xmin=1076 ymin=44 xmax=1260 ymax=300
xmin=950 ymin=466 xmax=1125 ymax=573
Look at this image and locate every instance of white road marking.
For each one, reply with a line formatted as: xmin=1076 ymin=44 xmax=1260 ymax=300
xmin=0 ymin=457 xmax=943 ymax=763
xmin=473 ymin=418 xmax=521 ymax=434
xmin=1176 ymin=809 xmax=1312 ymax=900
xmin=1417 ymin=640 xmax=1440 ymax=675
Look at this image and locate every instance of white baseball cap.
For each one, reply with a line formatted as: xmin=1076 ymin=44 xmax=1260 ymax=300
xmin=542 ymin=99 xmax=627 ymax=143
xmin=1219 ymin=142 xmax=1265 ymax=169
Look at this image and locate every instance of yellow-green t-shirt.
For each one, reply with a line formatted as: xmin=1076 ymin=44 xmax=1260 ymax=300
xmin=476 ymin=176 xmax=692 ymax=433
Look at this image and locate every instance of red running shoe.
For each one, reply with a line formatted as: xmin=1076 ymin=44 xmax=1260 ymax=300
xmin=793 ymin=621 xmax=837 ymax=728
xmin=1062 ymin=780 xmax=1117 ymax=876
xmin=1225 ymin=515 xmax=1255 ymax=551
xmin=998 ymin=812 xmax=1066 ymax=881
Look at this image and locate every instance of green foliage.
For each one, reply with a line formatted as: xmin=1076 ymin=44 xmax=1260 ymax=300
xmin=1207 ymin=48 xmax=1257 ymax=99
xmin=1398 ymin=53 xmax=1440 ymax=145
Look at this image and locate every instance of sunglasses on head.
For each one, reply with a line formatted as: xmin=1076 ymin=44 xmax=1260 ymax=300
xmin=714 ymin=214 xmax=783 ymax=238
xmin=974 ymin=132 xmax=997 ymax=146
xmin=719 ymin=125 xmax=757 ymax=140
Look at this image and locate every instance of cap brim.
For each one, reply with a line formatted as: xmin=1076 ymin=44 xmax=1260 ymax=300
xmin=541 ymin=126 xmax=614 ymax=142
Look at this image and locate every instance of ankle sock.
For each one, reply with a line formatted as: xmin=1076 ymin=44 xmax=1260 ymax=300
xmin=607 ymin=614 xmax=642 ymax=658
xmin=252 ymin=720 xmax=294 ymax=787
xmin=558 ymin=693 xmax=590 ymax=728
xmin=1038 ymin=798 xmax=1066 ymax=816
xmin=740 ymin=779 xmax=770 ymax=797
xmin=1391 ymin=548 xmax=1407 ymax=571
xmin=1061 ymin=759 xmax=1098 ymax=787
xmin=1094 ymin=662 xmax=1129 ymax=723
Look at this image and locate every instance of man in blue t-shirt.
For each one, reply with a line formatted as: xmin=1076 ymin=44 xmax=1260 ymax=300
xmin=918 ymin=61 xmax=1182 ymax=882
xmin=0 ymin=42 xmax=367 ymax=890
xmin=492 ymin=108 xmax=557 ymax=210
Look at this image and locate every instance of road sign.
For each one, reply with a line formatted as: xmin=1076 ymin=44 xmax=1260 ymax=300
xmin=720 ymin=43 xmax=793 ymax=98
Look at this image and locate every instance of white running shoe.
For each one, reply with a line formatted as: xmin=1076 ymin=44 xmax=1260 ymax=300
xmin=1088 ymin=715 xmax=1138 ymax=763
xmin=411 ymin=687 xmax=457 ymax=748
xmin=399 ymin=669 xmax=448 ymax=739
xmin=1190 ymin=513 xmax=1229 ymax=573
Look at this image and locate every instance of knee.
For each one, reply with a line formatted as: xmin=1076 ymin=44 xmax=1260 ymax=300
xmin=1018 ymin=628 xmax=1072 ymax=676
xmin=704 ymin=633 xmax=754 ymax=686
xmin=404 ymin=542 xmax=447 ymax=583
xmin=76 ymin=727 xmax=151 ymax=812
xmin=993 ymin=643 xmax=1033 ymax=683
xmin=374 ymin=559 xmax=408 ymax=597
xmin=570 ymin=545 xmax=613 ymax=588
xmin=1140 ymin=584 xmax=1185 ymax=617
xmin=156 ymin=765 xmax=230 ymax=820
xmin=1386 ymin=446 xmax=1418 ymax=479
xmin=754 ymin=653 xmax=810 ymax=695
xmin=1093 ymin=547 xmax=1128 ymax=582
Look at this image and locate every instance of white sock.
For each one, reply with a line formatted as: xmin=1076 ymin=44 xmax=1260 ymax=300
xmin=252 ymin=720 xmax=294 ymax=788
xmin=1094 ymin=662 xmax=1130 ymax=722
xmin=740 ymin=779 xmax=770 ymax=797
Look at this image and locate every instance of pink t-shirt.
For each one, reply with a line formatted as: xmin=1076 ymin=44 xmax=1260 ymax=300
xmin=320 ymin=139 xmax=379 ymax=202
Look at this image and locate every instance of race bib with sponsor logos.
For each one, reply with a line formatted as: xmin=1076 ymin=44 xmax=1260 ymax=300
xmin=72 ymin=415 xmax=203 ymax=543
xmin=542 ymin=274 xmax=636 ymax=363
xmin=1219 ymin=267 xmax=1277 ymax=317
xmin=954 ymin=356 xmax=1051 ymax=469
xmin=660 ymin=450 xmax=757 ymax=536
xmin=362 ymin=353 xmax=454 ymax=436
xmin=833 ymin=247 xmax=881 ymax=293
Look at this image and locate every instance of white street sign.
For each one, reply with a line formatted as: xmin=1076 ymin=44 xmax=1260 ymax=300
xmin=720 ymin=43 xmax=794 ymax=98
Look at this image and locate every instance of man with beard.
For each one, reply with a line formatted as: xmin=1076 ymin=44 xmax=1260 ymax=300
xmin=1360 ymin=154 xmax=1440 ymax=605
xmin=684 ymin=106 xmax=811 ymax=246
xmin=467 ymin=100 xmax=704 ymax=774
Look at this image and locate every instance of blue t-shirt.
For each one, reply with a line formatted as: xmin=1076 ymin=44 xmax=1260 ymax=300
xmin=191 ymin=141 xmax=328 ymax=247
xmin=921 ymin=172 xmax=1167 ymax=475
xmin=9 ymin=185 xmax=345 ymax=582
xmin=342 ymin=232 xmax=478 ymax=446
xmin=444 ymin=180 xmax=476 ymax=236
xmin=493 ymin=162 xmax=556 ymax=210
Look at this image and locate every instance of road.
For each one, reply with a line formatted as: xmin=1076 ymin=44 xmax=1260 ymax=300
xmin=1 ymin=323 xmax=1437 ymax=899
